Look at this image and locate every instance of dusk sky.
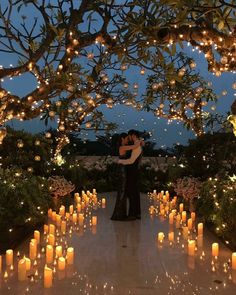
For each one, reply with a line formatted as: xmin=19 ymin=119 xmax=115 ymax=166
xmin=0 ymin=0 xmax=235 ymax=148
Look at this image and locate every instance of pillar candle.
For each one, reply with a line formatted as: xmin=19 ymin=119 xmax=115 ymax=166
xmin=18 ymin=259 xmax=26 ymax=281
xmin=6 ymin=249 xmax=13 ymax=266
xmin=34 ymin=230 xmax=40 ymax=244
xmin=0 ymin=255 xmax=2 ymax=273
xmin=168 ymin=232 xmax=174 ymax=242
xmin=61 ymin=221 xmax=66 ymax=235
xmin=67 ymin=247 xmax=74 ymax=265
xmin=46 ymin=245 xmax=53 ymax=264
xmin=187 ymin=218 xmax=193 ymax=230
xmin=24 ymin=257 xmax=31 ymax=271
xmin=179 ymin=203 xmax=184 ymax=213
xmin=160 ymin=209 xmax=165 ymax=216
xmin=153 ymin=189 xmax=156 ymax=194
xmin=72 ymin=213 xmax=77 ymax=223
xmin=188 ymin=240 xmax=195 ymax=256
xmin=44 ymin=224 xmax=49 ymax=234
xmin=49 ymin=224 xmax=55 ymax=235
xmin=102 ymin=198 xmax=106 ymax=205
xmin=77 ymin=204 xmax=81 ymax=213
xmin=92 ymin=216 xmax=97 ymax=226
xmin=58 ymin=257 xmax=66 ymax=271
xmin=44 ymin=266 xmax=53 ymax=288
xmin=191 ymin=212 xmax=196 ymax=222
xmin=78 ymin=214 xmax=84 ymax=226
xmin=51 ymin=211 xmax=56 ymax=221
xmin=85 ymin=196 xmax=90 ymax=204
xmin=48 ymin=234 xmax=55 ymax=246
xmin=93 ymin=196 xmax=98 ymax=204
xmin=182 ymin=211 xmax=187 ymax=223
xmin=69 ymin=205 xmax=73 ymax=214
xmin=56 ymin=214 xmax=61 ymax=227
xmin=197 ymin=223 xmax=204 ymax=235
xmin=212 ymin=243 xmax=219 ymax=257
xmin=81 ymin=201 xmax=85 ymax=209
xmin=232 ymin=252 xmax=236 ymax=270
xmin=197 ymin=235 xmax=203 ymax=248
xmin=74 ymin=192 xmax=79 ymax=199
xmin=169 ymin=213 xmax=174 ymax=224
xmin=29 ymin=240 xmax=37 ymax=260
xmin=176 ymin=214 xmax=181 ymax=228
xmin=93 ymin=188 xmax=96 ymax=194
xmin=149 ymin=206 xmax=154 ymax=215
xmin=56 ymin=246 xmax=62 ymax=258
xmin=59 ymin=206 xmax=65 ymax=216
xmin=182 ymin=226 xmax=188 ymax=239
xmin=65 ymin=212 xmax=70 ymax=220
xmin=48 ymin=208 xmax=52 ymax=218
xmin=157 ymin=232 xmax=164 ymax=243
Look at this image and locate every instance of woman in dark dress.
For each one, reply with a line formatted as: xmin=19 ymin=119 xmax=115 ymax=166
xmin=111 ymin=133 xmax=128 ymax=220
xmin=111 ymin=133 xmax=142 ymax=220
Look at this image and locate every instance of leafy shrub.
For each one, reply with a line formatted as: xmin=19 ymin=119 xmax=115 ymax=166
xmin=0 ymin=127 xmax=52 ymax=175
xmin=172 ymin=132 xmax=236 ymax=180
xmin=0 ymin=168 xmax=51 ymax=251
xmin=196 ymin=176 xmax=236 ymax=250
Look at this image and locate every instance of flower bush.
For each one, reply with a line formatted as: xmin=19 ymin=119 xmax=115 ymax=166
xmin=174 ymin=176 xmax=202 ymax=202
xmin=48 ymin=175 xmax=75 ymax=198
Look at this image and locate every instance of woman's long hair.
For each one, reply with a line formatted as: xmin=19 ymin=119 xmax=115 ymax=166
xmin=118 ymin=133 xmax=127 ymax=147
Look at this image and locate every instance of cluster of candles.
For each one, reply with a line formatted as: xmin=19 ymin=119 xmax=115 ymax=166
xmin=150 ymin=190 xmax=236 ymax=272
xmin=0 ymin=188 xmax=106 ymax=289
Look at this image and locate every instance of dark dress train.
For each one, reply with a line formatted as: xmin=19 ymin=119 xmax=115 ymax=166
xmin=111 ymin=154 xmax=128 ymax=220
xmin=125 ymin=153 xmax=142 ymax=218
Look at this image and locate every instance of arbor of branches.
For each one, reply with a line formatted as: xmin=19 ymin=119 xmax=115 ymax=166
xmin=0 ymin=0 xmax=235 ymax=153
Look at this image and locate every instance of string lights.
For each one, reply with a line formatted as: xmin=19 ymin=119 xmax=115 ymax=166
xmin=0 ymin=0 xmax=234 ymax=156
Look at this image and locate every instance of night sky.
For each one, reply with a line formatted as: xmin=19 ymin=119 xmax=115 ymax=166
xmin=0 ymin=0 xmax=235 ymax=148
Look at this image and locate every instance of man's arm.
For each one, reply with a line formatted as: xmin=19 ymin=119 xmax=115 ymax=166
xmin=118 ymin=146 xmax=142 ymax=165
xmin=120 ymin=140 xmax=141 ymax=151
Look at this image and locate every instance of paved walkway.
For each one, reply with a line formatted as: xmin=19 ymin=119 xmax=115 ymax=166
xmin=0 ymin=193 xmax=236 ymax=295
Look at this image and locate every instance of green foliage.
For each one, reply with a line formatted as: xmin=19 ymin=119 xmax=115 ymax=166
xmin=51 ymin=158 xmax=169 ymax=194
xmin=140 ymin=164 xmax=168 ymax=192
xmin=171 ymin=132 xmax=236 ymax=180
xmin=0 ymin=168 xmax=51 ymax=229
xmin=0 ymin=168 xmax=51 ymax=251
xmin=196 ymin=177 xmax=236 ymax=249
xmin=0 ymin=127 xmax=52 ymax=175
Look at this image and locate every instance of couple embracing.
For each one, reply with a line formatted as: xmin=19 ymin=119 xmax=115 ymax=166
xmin=111 ymin=129 xmax=144 ymax=221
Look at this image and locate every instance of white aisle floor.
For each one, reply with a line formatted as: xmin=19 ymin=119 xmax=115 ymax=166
xmin=0 ymin=193 xmax=236 ymax=295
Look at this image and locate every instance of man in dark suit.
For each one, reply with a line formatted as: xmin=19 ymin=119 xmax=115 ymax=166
xmin=118 ymin=130 xmax=142 ymax=220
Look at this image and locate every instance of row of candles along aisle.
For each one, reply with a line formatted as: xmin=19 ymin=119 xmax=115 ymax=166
xmin=0 ymin=189 xmax=106 ymax=288
xmin=150 ymin=190 xmax=236 ymax=271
